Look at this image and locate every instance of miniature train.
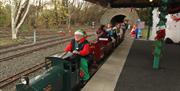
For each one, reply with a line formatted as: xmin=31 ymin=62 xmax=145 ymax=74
xmin=16 ymin=35 xmax=122 ymax=91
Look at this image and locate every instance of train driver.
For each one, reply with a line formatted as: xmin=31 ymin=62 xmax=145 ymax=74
xmin=64 ymin=29 xmax=90 ymax=82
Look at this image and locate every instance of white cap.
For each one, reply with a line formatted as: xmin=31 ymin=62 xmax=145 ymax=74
xmin=74 ymin=30 xmax=84 ymax=35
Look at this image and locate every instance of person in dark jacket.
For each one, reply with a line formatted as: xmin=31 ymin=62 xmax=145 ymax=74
xmin=106 ymin=23 xmax=116 ymax=42
xmin=96 ymin=25 xmax=108 ymax=38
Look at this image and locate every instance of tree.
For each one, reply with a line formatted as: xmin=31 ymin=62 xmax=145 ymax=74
xmin=10 ymin=0 xmax=30 ymax=39
xmin=67 ymin=0 xmax=77 ymax=29
xmin=0 ymin=1 xmax=11 ymax=27
xmin=0 ymin=0 xmax=107 ymax=36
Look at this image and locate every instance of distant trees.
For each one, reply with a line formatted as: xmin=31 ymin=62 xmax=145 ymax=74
xmin=0 ymin=1 xmax=11 ymax=27
xmin=0 ymin=0 xmax=107 ymax=39
xmin=10 ymin=0 xmax=30 ymax=39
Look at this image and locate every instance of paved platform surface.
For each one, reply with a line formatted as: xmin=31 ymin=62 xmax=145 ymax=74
xmin=82 ymin=36 xmax=134 ymax=91
xmin=115 ymin=40 xmax=180 ymax=91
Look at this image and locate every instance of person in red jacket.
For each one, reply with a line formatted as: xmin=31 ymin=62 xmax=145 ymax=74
xmin=64 ymin=29 xmax=90 ymax=82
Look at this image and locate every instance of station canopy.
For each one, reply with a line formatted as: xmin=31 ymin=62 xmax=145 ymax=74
xmin=85 ymin=0 xmax=180 ymax=14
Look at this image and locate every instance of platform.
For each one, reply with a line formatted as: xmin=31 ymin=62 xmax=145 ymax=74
xmin=115 ymin=40 xmax=180 ymax=91
xmin=82 ymin=37 xmax=180 ymax=91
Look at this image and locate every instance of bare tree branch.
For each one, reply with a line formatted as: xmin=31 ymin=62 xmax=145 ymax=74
xmin=16 ymin=0 xmax=30 ymax=30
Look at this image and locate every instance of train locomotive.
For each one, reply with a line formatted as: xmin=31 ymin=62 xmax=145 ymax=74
xmin=16 ymin=35 xmax=122 ymax=91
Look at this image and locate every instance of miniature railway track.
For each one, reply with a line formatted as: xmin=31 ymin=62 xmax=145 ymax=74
xmin=0 ymin=37 xmax=73 ymax=62
xmin=0 ymin=29 xmax=95 ymax=50
xmin=0 ymin=35 xmax=71 ymax=54
xmin=0 ymin=59 xmax=51 ymax=88
xmin=0 ymin=34 xmax=93 ymax=63
xmin=0 ymin=35 xmax=95 ymax=89
xmin=0 ymin=35 xmax=62 ymax=50
xmin=0 ymin=31 xmax=60 ymax=38
xmin=0 ymin=35 xmax=67 ymax=52
xmin=0 ymin=51 xmax=64 ymax=89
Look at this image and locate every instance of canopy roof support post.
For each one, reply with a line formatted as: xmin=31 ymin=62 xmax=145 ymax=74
xmin=147 ymin=7 xmax=153 ymax=40
xmin=153 ymin=0 xmax=168 ymax=69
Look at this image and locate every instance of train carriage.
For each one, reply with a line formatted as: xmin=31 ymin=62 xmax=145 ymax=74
xmin=16 ymin=35 xmax=121 ymax=91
